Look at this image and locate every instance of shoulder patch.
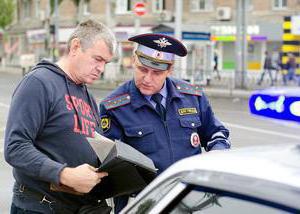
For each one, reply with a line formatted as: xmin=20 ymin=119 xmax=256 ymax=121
xmin=102 ymin=94 xmax=131 ymax=110
xmin=176 ymin=83 xmax=202 ymax=96
xmin=100 ymin=115 xmax=110 ymax=132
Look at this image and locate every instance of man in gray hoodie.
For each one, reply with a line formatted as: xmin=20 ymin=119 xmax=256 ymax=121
xmin=4 ymin=19 xmax=117 ymax=214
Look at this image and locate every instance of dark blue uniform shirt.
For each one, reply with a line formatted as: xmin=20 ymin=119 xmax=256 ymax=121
xmin=99 ymin=78 xmax=230 ymax=174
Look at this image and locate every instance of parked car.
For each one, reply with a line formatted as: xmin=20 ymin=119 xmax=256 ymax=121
xmin=249 ymin=87 xmax=300 ymax=124
xmin=120 ymin=143 xmax=300 ymax=213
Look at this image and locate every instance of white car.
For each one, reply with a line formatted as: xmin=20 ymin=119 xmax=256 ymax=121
xmin=120 ymin=143 xmax=300 ymax=213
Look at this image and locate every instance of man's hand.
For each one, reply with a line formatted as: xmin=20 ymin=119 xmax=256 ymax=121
xmin=59 ymin=164 xmax=108 ymax=193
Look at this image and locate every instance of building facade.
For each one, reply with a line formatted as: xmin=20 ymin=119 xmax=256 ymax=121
xmin=3 ymin=0 xmax=300 ymax=81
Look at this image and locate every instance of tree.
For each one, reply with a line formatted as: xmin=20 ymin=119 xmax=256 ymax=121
xmin=50 ymin=0 xmax=89 ymax=23
xmin=72 ymin=0 xmax=91 ymax=24
xmin=71 ymin=0 xmax=81 ymax=7
xmin=50 ymin=0 xmax=64 ymax=14
xmin=50 ymin=0 xmax=84 ymax=14
xmin=0 ymin=0 xmax=15 ymax=29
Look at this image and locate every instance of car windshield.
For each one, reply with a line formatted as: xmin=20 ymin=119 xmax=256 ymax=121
xmin=126 ymin=170 xmax=299 ymax=214
xmin=170 ymin=185 xmax=293 ymax=214
xmin=129 ymin=174 xmax=184 ymax=214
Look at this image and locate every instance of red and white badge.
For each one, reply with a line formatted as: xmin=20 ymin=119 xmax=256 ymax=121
xmin=152 ymin=50 xmax=164 ymax=59
xmin=190 ymin=132 xmax=200 ymax=147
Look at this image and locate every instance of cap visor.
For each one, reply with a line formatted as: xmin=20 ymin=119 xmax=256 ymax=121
xmin=138 ymin=56 xmax=169 ymax=71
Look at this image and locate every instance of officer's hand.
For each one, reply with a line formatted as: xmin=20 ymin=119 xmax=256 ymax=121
xmin=59 ymin=163 xmax=108 ymax=193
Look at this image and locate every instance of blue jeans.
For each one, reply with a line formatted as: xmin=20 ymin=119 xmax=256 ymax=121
xmin=10 ymin=203 xmax=43 ymax=214
xmin=283 ymin=68 xmax=296 ymax=85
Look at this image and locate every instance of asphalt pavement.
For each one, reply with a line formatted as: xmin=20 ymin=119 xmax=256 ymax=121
xmin=1 ymin=66 xmax=300 ymax=213
xmin=0 ymin=65 xmax=273 ymax=99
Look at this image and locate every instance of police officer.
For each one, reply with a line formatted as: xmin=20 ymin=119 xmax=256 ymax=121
xmin=99 ymin=33 xmax=231 ymax=212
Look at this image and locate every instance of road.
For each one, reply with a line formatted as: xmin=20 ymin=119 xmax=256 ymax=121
xmin=0 ymin=72 xmax=299 ymax=213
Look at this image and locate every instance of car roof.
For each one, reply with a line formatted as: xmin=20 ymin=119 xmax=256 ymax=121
xmin=123 ymin=143 xmax=300 ymax=212
xmin=160 ymin=143 xmax=300 ymax=187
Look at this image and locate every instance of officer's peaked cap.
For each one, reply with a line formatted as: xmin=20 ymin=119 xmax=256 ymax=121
xmin=129 ymin=33 xmax=187 ymax=71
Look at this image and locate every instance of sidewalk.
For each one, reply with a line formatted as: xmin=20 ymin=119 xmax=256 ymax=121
xmin=89 ymin=78 xmax=257 ymax=99
xmin=89 ymin=73 xmax=284 ymax=99
xmin=0 ymin=65 xmax=23 ymax=74
xmin=0 ymin=65 xmax=280 ymax=99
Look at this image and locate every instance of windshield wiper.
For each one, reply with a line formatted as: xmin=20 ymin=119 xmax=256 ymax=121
xmin=178 ymin=193 xmax=221 ymax=213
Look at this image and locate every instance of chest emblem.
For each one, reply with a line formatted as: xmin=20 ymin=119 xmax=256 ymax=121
xmin=190 ymin=132 xmax=200 ymax=147
xmin=178 ymin=108 xmax=198 ymax=115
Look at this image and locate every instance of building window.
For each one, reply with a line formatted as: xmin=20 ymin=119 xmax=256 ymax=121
xmin=273 ymin=0 xmax=287 ymax=9
xmin=152 ymin=0 xmax=166 ymax=13
xmin=190 ymin=0 xmax=213 ymax=12
xmin=115 ymin=0 xmax=131 ymax=14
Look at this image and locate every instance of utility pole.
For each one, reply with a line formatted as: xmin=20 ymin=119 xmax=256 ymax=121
xmin=174 ymin=0 xmax=182 ymax=79
xmin=134 ymin=17 xmax=141 ymax=35
xmin=133 ymin=2 xmax=146 ymax=35
xmin=53 ymin=0 xmax=59 ymax=62
xmin=77 ymin=0 xmax=84 ymax=24
xmin=44 ymin=0 xmax=51 ymax=58
xmin=105 ymin=0 xmax=113 ymax=28
xmin=235 ymin=0 xmax=247 ymax=89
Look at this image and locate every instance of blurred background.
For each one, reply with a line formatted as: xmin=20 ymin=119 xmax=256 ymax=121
xmin=1 ymin=0 xmax=300 ymax=213
xmin=0 ymin=0 xmax=299 ymax=89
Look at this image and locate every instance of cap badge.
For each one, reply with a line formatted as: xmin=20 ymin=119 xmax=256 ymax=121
xmin=154 ymin=37 xmax=172 ymax=48
xmin=152 ymin=50 xmax=164 ymax=59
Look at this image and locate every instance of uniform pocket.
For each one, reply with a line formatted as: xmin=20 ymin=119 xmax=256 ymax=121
xmin=178 ymin=117 xmax=202 ymax=147
xmin=179 ymin=117 xmax=201 ymax=129
xmin=124 ymin=125 xmax=154 ymax=137
xmin=168 ymin=117 xmax=202 ymax=160
xmin=124 ymin=125 xmax=155 ymax=154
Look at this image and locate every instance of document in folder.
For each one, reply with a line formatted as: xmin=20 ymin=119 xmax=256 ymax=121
xmin=87 ymin=132 xmax=157 ymax=199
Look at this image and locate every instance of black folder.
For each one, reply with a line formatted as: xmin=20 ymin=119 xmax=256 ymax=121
xmin=87 ymin=133 xmax=157 ymax=199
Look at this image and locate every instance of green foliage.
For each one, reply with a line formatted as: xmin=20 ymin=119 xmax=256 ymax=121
xmin=70 ymin=0 xmax=92 ymax=8
xmin=0 ymin=0 xmax=15 ymax=29
xmin=72 ymin=0 xmax=81 ymax=7
xmin=50 ymin=0 xmax=88 ymax=14
xmin=50 ymin=0 xmax=64 ymax=14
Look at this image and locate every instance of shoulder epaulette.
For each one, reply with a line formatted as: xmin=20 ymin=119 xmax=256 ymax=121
xmin=176 ymin=82 xmax=202 ymax=96
xmin=102 ymin=94 xmax=131 ymax=110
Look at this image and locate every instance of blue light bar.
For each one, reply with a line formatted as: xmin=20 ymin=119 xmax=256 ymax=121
xmin=249 ymin=87 xmax=300 ymax=123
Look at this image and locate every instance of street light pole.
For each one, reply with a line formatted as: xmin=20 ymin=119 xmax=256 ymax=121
xmin=53 ymin=0 xmax=59 ymax=62
xmin=44 ymin=0 xmax=51 ymax=58
xmin=235 ymin=0 xmax=247 ymax=89
xmin=174 ymin=0 xmax=182 ymax=79
xmin=105 ymin=0 xmax=112 ymax=27
xmin=134 ymin=17 xmax=141 ymax=35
